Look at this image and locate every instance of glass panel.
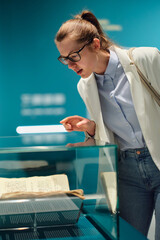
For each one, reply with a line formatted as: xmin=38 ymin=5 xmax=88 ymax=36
xmin=0 ymin=132 xmax=118 ymax=240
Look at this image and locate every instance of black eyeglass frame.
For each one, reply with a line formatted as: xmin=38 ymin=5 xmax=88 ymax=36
xmin=58 ymin=39 xmax=93 ymax=65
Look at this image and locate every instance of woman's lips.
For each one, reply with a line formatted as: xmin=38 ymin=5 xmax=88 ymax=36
xmin=76 ymin=69 xmax=83 ymax=75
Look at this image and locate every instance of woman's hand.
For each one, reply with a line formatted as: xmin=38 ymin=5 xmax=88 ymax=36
xmin=66 ymin=138 xmax=95 ymax=147
xmin=60 ymin=115 xmax=96 ymax=136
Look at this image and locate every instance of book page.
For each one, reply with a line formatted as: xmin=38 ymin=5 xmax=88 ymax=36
xmin=100 ymin=172 xmax=117 ymax=214
xmin=0 ymin=174 xmax=70 ymax=197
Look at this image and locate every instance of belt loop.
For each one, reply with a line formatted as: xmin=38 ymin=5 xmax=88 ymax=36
xmin=120 ymin=150 xmax=125 ymax=159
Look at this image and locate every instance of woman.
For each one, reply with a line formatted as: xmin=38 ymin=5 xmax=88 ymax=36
xmin=55 ymin=10 xmax=160 ymax=238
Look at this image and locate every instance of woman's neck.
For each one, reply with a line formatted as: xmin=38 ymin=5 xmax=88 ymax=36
xmin=94 ymin=50 xmax=110 ymax=75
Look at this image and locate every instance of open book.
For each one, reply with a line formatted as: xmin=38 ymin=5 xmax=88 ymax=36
xmin=0 ymin=174 xmax=84 ymax=229
xmin=0 ymin=174 xmax=84 ymax=200
xmin=100 ymin=172 xmax=117 ymax=214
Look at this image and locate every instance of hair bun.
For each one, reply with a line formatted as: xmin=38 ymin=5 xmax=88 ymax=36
xmin=74 ymin=10 xmax=94 ymax=22
xmin=82 ymin=11 xmax=93 ymax=20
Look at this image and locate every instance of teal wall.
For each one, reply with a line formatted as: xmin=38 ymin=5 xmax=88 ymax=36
xmin=0 ymin=0 xmax=160 ymax=136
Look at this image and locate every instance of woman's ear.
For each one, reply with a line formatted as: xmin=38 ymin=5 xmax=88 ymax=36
xmin=92 ymin=38 xmax=101 ymax=51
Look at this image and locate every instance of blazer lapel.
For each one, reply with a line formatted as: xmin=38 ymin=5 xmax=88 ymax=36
xmin=79 ymin=73 xmax=114 ymax=142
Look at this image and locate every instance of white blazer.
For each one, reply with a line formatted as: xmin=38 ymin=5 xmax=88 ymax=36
xmin=77 ymin=46 xmax=160 ymax=170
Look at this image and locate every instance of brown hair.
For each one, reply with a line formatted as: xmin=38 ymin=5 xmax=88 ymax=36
xmin=55 ymin=10 xmax=115 ymax=51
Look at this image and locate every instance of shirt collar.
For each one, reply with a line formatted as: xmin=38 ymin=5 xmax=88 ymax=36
xmin=94 ymin=50 xmax=119 ymax=84
xmin=105 ymin=50 xmax=119 ymax=79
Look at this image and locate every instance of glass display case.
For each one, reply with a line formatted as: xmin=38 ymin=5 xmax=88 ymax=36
xmin=0 ymin=132 xmax=118 ymax=240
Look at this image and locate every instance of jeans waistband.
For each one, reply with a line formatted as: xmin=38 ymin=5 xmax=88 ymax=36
xmin=119 ymin=146 xmax=150 ymax=158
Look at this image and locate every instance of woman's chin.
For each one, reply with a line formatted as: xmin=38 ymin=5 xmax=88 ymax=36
xmin=80 ymin=71 xmax=92 ymax=79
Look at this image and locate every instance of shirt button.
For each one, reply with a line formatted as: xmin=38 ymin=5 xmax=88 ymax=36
xmin=136 ymin=151 xmax=141 ymax=155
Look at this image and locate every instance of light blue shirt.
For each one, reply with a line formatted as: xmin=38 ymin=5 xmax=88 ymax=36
xmin=94 ymin=50 xmax=145 ymax=150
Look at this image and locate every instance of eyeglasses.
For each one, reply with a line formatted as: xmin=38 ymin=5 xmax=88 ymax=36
xmin=58 ymin=39 xmax=93 ymax=65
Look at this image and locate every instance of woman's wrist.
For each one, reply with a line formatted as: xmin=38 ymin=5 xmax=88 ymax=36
xmin=86 ymin=120 xmax=96 ymax=137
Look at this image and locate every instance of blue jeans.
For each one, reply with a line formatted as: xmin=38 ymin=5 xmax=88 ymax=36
xmin=118 ymin=147 xmax=160 ymax=239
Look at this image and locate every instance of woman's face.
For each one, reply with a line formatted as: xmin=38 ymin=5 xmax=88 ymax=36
xmin=56 ymin=37 xmax=100 ymax=78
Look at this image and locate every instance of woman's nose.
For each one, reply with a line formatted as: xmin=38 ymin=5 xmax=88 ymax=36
xmin=67 ymin=60 xmax=77 ymax=69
